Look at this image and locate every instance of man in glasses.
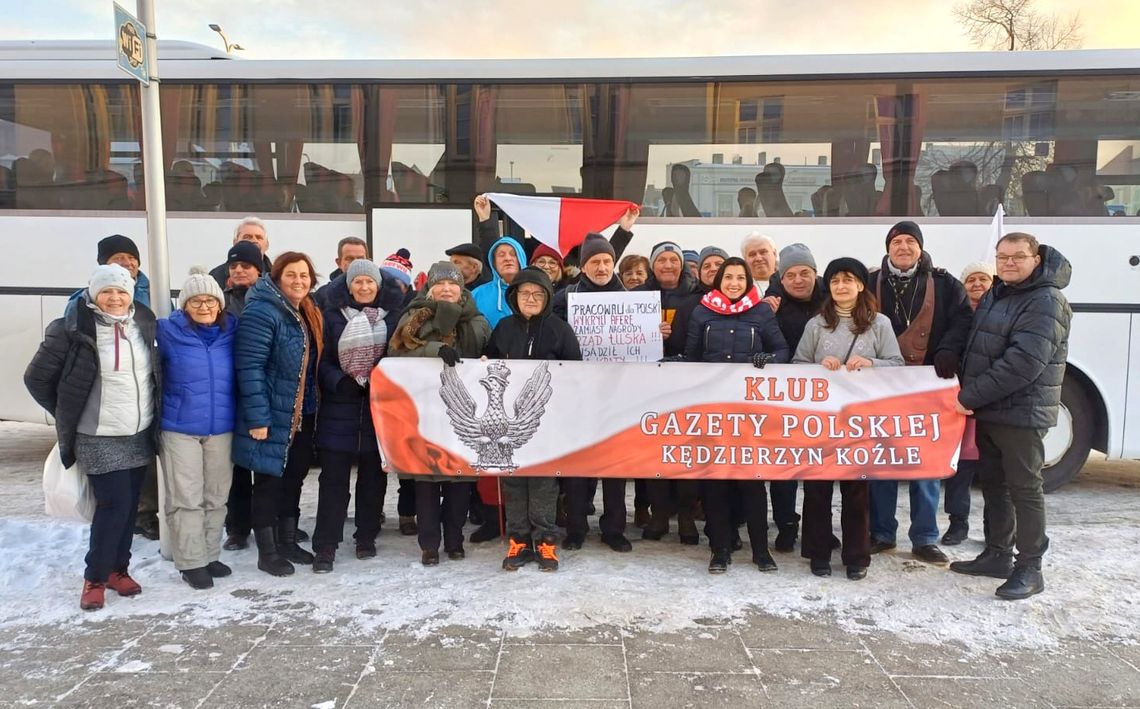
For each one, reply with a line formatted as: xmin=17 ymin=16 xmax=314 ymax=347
xmin=951 ymin=232 xmax=1072 ymax=600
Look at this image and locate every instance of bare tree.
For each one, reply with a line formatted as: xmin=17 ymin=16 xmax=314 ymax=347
xmin=954 ymin=0 xmax=1083 ymax=51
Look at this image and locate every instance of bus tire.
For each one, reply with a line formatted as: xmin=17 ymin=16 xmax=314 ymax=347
xmin=1041 ymin=373 xmax=1095 ymax=493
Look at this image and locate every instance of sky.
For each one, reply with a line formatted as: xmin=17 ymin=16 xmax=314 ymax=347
xmin=2 ymin=0 xmax=1138 ymax=59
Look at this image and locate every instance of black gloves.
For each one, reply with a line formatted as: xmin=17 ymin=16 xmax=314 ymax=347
xmin=751 ymin=352 xmax=775 ymax=369
xmin=933 ymin=349 xmax=959 ymax=379
xmin=658 ymin=354 xmax=685 ymax=363
xmin=438 ymin=345 xmax=461 ymax=367
xmin=336 ymin=377 xmax=363 ymax=396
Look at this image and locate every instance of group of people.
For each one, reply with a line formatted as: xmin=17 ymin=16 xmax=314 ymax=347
xmin=24 ymin=200 xmax=1072 ymax=612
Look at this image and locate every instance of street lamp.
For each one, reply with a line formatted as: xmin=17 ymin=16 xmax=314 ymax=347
xmin=208 ymin=24 xmax=244 ymax=54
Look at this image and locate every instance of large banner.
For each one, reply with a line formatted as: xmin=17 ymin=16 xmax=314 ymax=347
xmin=371 ymin=359 xmax=966 ymax=481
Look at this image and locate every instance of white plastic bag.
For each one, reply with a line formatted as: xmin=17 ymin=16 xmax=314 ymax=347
xmin=43 ymin=443 xmax=95 ymax=522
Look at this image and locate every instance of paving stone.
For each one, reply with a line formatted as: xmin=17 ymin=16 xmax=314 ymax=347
xmin=894 ymin=677 xmax=1049 ymax=707
xmin=752 ymin=648 xmax=909 ymax=707
xmin=737 ymin=613 xmax=863 ymax=650
xmin=0 ymin=645 xmax=116 ymax=704
xmin=494 ymin=701 xmax=630 ymax=709
xmin=503 ymin=624 xmax=624 ymax=645
xmin=625 ymin=629 xmax=753 ymax=673
xmin=109 ymin=622 xmax=268 ymax=672
xmin=261 ymin=618 xmax=373 ymax=646
xmin=630 ymin=671 xmax=761 ymax=708
xmin=375 ymin=628 xmax=500 ymax=671
xmin=210 ymin=646 xmax=370 ymax=706
xmin=1008 ymin=649 xmax=1140 ymax=706
xmin=861 ymin=635 xmax=1015 ymax=678
xmin=349 ymin=670 xmax=494 ymax=708
xmin=494 ymin=644 xmax=628 ymax=700
xmin=56 ymin=671 xmax=223 ymax=708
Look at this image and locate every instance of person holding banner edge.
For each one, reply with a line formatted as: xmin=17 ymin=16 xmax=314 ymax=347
xmin=868 ymin=221 xmax=973 ymax=566
xmin=793 ymin=257 xmax=904 ymax=580
xmin=485 ymin=266 xmax=582 ymax=571
xmin=684 ymin=256 xmax=790 ymax=574
xmin=389 ymin=261 xmax=492 ymax=566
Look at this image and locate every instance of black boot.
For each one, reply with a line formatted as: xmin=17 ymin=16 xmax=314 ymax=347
xmin=562 ymin=532 xmax=585 ymax=550
xmin=678 ymin=512 xmax=699 ymax=546
xmin=949 ymin=548 xmax=1013 ymax=579
xmin=223 ymin=532 xmax=249 ymax=551
xmin=254 ymin=527 xmax=294 ymax=577
xmin=313 ymin=547 xmax=335 ymax=574
xmin=810 ymin=559 xmax=831 ymax=577
xmin=995 ymin=566 xmax=1044 ymax=600
xmin=469 ymin=519 xmax=501 ymax=543
xmin=773 ymin=523 xmax=798 ymax=553
xmin=180 ymin=567 xmax=213 ymax=589
xmin=753 ymin=547 xmax=778 ymax=573
xmin=277 ymin=518 xmax=314 ymax=565
xmin=941 ymin=521 xmax=969 ymax=546
xmin=708 ymin=548 xmax=732 ymax=574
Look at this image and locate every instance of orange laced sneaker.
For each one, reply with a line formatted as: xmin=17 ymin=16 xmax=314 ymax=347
xmin=80 ymin=580 xmax=105 ymax=611
xmin=502 ymin=537 xmax=535 ymax=571
xmin=107 ymin=569 xmax=142 ymax=597
xmin=536 ymin=539 xmax=559 ymax=572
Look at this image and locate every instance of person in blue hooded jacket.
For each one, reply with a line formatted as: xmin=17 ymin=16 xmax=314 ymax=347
xmin=233 ymin=252 xmax=324 ymax=577
xmin=156 ymin=268 xmax=237 ymax=590
xmin=471 ymin=236 xmax=527 ymax=329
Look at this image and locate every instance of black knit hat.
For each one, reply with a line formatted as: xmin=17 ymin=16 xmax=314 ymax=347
xmin=885 ymin=220 xmax=923 ymax=250
xmin=823 ymin=257 xmax=869 ymax=288
xmin=226 ymin=240 xmax=264 ymax=271
xmin=97 ymin=234 xmax=140 ymax=265
xmin=579 ymin=233 xmax=615 ymax=266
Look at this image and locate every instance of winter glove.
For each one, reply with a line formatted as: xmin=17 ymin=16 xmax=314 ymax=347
xmin=438 ymin=345 xmax=461 ymax=367
xmin=933 ymin=349 xmax=959 ymax=379
xmin=751 ymin=352 xmax=775 ymax=369
xmin=658 ymin=354 xmax=685 ymax=363
xmin=336 ymin=377 xmax=364 ymax=396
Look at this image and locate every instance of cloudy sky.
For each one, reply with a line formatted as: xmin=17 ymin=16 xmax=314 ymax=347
xmin=5 ymin=0 xmax=1137 ymax=59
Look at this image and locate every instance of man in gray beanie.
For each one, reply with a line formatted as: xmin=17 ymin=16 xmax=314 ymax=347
xmin=696 ymin=246 xmax=728 ymax=291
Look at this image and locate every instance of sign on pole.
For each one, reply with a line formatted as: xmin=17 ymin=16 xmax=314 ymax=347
xmin=114 ymin=3 xmax=149 ymax=85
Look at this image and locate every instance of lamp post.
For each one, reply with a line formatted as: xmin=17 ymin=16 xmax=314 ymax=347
xmin=208 ymin=24 xmax=244 ymax=53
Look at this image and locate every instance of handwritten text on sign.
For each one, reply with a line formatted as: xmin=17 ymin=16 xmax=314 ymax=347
xmin=568 ymin=291 xmax=663 ymax=362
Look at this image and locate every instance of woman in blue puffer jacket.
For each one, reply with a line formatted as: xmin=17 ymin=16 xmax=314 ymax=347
xmin=233 ymin=252 xmax=324 ymax=577
xmin=684 ymin=256 xmax=789 ymax=576
xmin=157 ymin=267 xmax=238 ymax=590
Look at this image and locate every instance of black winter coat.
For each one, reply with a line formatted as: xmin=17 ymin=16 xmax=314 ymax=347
xmin=316 ymin=275 xmax=405 ymax=453
xmin=959 ymin=245 xmax=1072 ymax=428
xmin=765 ymin=275 xmax=826 ymax=353
xmin=638 ymin=270 xmax=700 ymax=357
xmin=684 ymin=296 xmax=790 ymax=364
xmin=871 ymin=253 xmax=973 ymax=363
xmin=486 ymin=269 xmax=583 ymax=361
xmin=24 ymin=297 xmax=159 ymax=468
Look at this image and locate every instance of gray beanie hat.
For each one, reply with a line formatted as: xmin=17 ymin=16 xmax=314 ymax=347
xmin=346 ymin=258 xmax=383 ymax=287
xmin=88 ymin=263 xmax=135 ymax=302
xmin=178 ymin=265 xmax=225 ymax=310
xmin=650 ymin=241 xmax=684 ymax=267
xmin=778 ymin=243 xmax=817 ymax=273
xmin=697 ymin=246 xmax=729 ymax=270
xmin=579 ymin=233 xmax=615 ymax=266
xmin=426 ymin=261 xmax=464 ymax=291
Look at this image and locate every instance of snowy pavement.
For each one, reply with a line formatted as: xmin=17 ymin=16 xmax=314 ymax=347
xmin=1 ymin=420 xmax=1139 ymax=708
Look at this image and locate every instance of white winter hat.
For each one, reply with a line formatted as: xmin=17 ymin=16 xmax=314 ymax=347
xmin=960 ymin=261 xmax=996 ymax=283
xmin=87 ymin=263 xmax=135 ymax=301
xmin=178 ymin=265 xmax=225 ymax=310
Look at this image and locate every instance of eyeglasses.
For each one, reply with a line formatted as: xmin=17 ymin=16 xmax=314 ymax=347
xmin=516 ymin=290 xmax=546 ymax=302
xmin=186 ymin=298 xmax=220 ymax=310
xmin=995 ymin=254 xmax=1034 ymax=264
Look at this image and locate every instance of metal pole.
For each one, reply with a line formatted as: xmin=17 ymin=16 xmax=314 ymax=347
xmin=137 ymin=0 xmax=170 ymax=317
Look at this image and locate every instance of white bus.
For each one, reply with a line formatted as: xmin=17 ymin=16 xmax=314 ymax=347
xmin=1 ymin=41 xmax=1137 ymax=490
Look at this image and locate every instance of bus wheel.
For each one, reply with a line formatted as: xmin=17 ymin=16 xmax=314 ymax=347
xmin=1041 ymin=374 xmax=1094 ymax=493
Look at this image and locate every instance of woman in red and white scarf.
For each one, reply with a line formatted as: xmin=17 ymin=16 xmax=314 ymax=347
xmin=683 ymin=256 xmax=790 ymax=575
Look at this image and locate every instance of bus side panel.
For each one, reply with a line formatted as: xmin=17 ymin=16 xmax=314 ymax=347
xmin=0 ymin=295 xmax=52 ymax=424
xmin=1125 ymin=314 xmax=1140 ymax=459
xmin=1066 ymin=313 xmax=1129 ymax=459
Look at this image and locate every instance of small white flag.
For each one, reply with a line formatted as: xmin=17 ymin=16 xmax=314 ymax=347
xmin=984 ymin=203 xmax=1005 ymax=258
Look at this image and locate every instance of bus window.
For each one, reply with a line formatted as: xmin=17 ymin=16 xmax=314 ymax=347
xmin=367 ymin=84 xmax=447 ymax=204
xmin=0 ymin=83 xmax=141 ymax=211
xmin=493 ymin=84 xmax=585 ymax=196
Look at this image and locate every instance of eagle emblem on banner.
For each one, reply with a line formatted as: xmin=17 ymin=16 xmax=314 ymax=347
xmin=439 ymin=361 xmax=553 ymax=471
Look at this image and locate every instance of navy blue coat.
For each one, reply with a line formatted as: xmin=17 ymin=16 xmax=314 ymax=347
xmin=315 ymin=274 xmax=405 ymax=453
xmin=232 ymin=276 xmax=318 ymax=476
xmin=157 ymin=310 xmax=237 ymax=437
xmin=684 ymin=296 xmax=791 ymax=364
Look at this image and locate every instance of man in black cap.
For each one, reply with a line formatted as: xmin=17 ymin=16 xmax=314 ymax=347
xmin=868 ymin=220 xmax=972 ymax=565
xmin=210 ymin=216 xmax=274 ymax=290
xmin=223 ymin=240 xmax=264 ymax=317
xmin=445 ymin=242 xmax=490 ymax=289
xmin=84 ymin=234 xmax=152 ymax=310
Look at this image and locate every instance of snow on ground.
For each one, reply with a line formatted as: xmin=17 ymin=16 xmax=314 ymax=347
xmin=0 ymin=421 xmax=1137 ymax=654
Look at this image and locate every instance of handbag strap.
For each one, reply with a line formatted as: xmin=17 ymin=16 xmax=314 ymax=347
xmin=842 ymin=334 xmax=859 ymax=365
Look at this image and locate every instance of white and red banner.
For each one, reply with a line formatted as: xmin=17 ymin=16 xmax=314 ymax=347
xmin=371 ymin=360 xmax=966 ymax=481
xmin=485 ymin=193 xmax=637 ymax=256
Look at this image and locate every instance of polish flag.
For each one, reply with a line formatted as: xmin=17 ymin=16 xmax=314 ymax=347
xmin=486 ymin=193 xmax=638 ymax=256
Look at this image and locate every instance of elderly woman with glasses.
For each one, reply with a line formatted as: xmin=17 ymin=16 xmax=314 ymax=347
xmin=156 ymin=267 xmax=239 ymax=590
